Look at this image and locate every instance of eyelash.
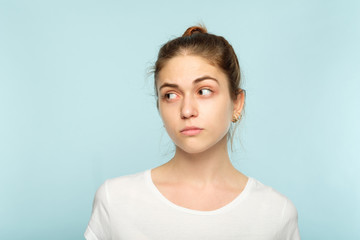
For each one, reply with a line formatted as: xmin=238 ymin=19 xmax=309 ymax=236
xmin=161 ymin=88 xmax=213 ymax=101
xmin=163 ymin=92 xmax=178 ymax=100
xmin=198 ymin=88 xmax=213 ymax=96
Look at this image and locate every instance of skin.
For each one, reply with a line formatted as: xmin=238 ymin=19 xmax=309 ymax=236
xmin=152 ymin=55 xmax=248 ymax=211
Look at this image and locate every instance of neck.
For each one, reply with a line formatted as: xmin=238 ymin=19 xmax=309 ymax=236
xmin=166 ymin=136 xmax=238 ymax=187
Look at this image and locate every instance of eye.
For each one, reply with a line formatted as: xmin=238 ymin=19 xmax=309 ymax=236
xmin=198 ymin=88 xmax=212 ymax=96
xmin=164 ymin=92 xmax=178 ymax=100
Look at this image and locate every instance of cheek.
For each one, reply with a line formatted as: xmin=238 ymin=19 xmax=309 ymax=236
xmin=203 ymin=100 xmax=233 ymax=132
xmin=202 ymin=98 xmax=233 ymax=120
xmin=159 ymin=109 xmax=180 ymax=143
xmin=159 ymin=104 xmax=177 ymax=128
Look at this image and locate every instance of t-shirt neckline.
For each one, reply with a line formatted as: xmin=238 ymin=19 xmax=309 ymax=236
xmin=144 ymin=169 xmax=252 ymax=215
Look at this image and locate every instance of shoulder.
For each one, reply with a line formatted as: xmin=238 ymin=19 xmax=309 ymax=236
xmin=94 ymin=170 xmax=148 ymax=203
xmin=86 ymin=171 xmax=148 ymax=240
xmin=247 ymin=177 xmax=298 ymax=220
xmin=249 ymin=178 xmax=295 ymax=204
xmin=106 ymin=170 xmax=147 ymax=188
xmin=247 ymin=178 xmax=300 ymax=238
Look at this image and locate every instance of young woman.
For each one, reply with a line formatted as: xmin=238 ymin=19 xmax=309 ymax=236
xmin=84 ymin=26 xmax=300 ymax=240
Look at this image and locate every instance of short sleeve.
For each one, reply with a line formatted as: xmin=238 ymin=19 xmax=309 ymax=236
xmin=84 ymin=181 xmax=111 ymax=240
xmin=279 ymin=199 xmax=301 ymax=240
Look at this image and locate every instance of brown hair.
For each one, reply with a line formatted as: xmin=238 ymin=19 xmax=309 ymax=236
xmin=154 ymin=25 xmax=244 ymax=102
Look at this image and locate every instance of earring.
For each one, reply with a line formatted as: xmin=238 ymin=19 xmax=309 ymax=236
xmin=232 ymin=115 xmax=239 ymax=123
xmin=232 ymin=114 xmax=242 ymax=123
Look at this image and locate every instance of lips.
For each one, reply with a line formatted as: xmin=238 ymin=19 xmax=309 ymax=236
xmin=180 ymin=126 xmax=203 ymax=136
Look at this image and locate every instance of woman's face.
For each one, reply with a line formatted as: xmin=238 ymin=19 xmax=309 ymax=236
xmin=157 ymin=55 xmax=243 ymax=154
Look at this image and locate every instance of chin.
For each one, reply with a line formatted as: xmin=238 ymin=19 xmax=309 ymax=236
xmin=176 ymin=141 xmax=218 ymax=155
xmin=179 ymin=147 xmax=206 ymax=155
xmin=172 ymin=132 xmax=229 ymax=155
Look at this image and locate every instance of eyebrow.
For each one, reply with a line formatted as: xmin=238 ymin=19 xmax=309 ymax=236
xmin=158 ymin=76 xmax=219 ymax=91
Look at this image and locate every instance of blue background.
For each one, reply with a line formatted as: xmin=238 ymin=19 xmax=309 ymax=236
xmin=0 ymin=0 xmax=359 ymax=239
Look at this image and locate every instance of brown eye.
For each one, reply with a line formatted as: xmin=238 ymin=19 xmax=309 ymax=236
xmin=165 ymin=93 xmax=177 ymax=99
xmin=198 ymin=89 xmax=212 ymax=96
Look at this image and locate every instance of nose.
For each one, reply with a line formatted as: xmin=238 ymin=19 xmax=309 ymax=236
xmin=180 ymin=95 xmax=198 ymax=119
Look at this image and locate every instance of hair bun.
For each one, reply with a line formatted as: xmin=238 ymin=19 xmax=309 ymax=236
xmin=182 ymin=25 xmax=207 ymax=37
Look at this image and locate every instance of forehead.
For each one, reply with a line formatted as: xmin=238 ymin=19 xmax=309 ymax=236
xmin=157 ymin=55 xmax=228 ymax=87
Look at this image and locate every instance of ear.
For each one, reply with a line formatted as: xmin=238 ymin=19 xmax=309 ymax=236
xmin=232 ymin=89 xmax=245 ymax=118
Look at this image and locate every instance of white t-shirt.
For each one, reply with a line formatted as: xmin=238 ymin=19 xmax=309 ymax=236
xmin=85 ymin=169 xmax=300 ymax=240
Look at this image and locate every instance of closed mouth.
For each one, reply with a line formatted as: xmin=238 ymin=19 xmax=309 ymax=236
xmin=180 ymin=126 xmax=203 ymax=136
